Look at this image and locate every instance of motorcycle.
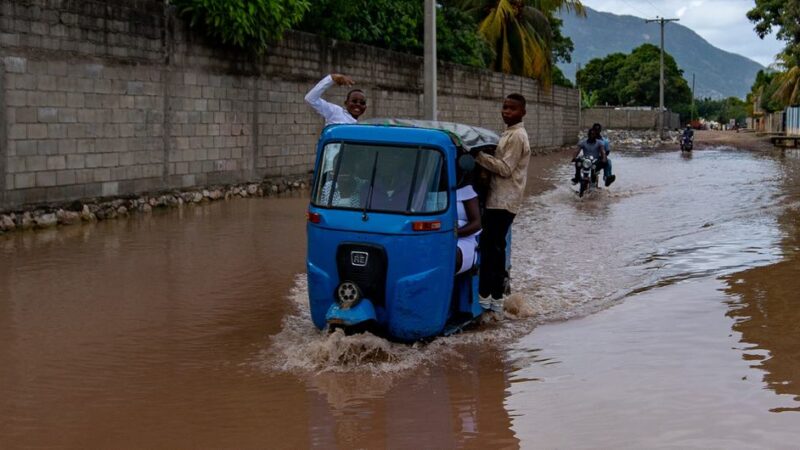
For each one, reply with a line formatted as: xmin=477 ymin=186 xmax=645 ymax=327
xmin=680 ymin=135 xmax=693 ymax=152
xmin=575 ymin=155 xmax=600 ymax=197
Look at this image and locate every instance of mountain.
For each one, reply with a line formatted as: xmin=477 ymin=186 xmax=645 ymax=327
xmin=557 ymin=7 xmax=764 ymax=100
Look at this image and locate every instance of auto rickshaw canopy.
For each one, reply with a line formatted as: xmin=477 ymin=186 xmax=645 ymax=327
xmin=360 ymin=119 xmax=500 ymax=153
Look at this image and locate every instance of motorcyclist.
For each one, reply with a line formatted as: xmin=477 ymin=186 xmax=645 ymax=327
xmin=681 ymin=124 xmax=694 ymax=144
xmin=571 ymin=127 xmax=610 ymax=185
xmin=591 ymin=123 xmax=615 ymax=186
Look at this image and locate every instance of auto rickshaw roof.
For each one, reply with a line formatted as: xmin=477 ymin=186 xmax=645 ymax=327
xmin=357 ymin=119 xmax=500 ymax=152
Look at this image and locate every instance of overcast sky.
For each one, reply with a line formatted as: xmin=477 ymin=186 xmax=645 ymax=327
xmin=578 ymin=0 xmax=784 ymax=67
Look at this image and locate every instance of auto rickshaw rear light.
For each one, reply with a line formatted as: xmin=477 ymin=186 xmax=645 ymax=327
xmin=412 ymin=220 xmax=441 ymax=231
xmin=307 ymin=211 xmax=322 ymax=223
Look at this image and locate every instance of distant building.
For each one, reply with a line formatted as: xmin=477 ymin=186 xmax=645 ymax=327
xmin=750 ymin=94 xmax=784 ymax=134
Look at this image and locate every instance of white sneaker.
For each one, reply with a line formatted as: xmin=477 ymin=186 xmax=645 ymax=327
xmin=490 ymin=296 xmax=505 ymax=313
xmin=479 ymin=295 xmax=492 ymax=310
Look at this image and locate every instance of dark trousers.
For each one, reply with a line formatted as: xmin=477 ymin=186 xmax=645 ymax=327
xmin=479 ymin=208 xmax=516 ymax=300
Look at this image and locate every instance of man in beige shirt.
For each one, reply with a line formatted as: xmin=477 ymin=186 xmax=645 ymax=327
xmin=474 ymin=93 xmax=531 ymax=313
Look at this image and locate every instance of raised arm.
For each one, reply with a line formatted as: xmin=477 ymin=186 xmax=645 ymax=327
xmin=304 ymin=75 xmax=339 ymax=119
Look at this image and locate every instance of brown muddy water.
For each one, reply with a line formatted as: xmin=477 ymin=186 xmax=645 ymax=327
xmin=1 ymin=148 xmax=799 ymax=448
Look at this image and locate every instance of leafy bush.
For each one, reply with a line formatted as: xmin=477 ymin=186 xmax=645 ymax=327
xmin=296 ymin=0 xmax=493 ymax=69
xmin=436 ymin=2 xmax=494 ymax=69
xmin=171 ymin=0 xmax=310 ymax=53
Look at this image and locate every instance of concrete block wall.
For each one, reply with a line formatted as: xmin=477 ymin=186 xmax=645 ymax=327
xmin=0 ymin=0 xmax=580 ymax=210
xmin=581 ymin=108 xmax=680 ymax=130
xmin=2 ymin=58 xmax=166 ymax=205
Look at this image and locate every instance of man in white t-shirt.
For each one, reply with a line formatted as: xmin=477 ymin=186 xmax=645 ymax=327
xmin=456 ymin=183 xmax=481 ymax=275
xmin=304 ymin=73 xmax=367 ymax=125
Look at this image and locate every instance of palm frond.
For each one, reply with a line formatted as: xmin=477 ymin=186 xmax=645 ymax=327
xmin=478 ymin=0 xmax=514 ymax=39
xmin=473 ymin=0 xmax=579 ymax=87
xmin=502 ymin=26 xmax=513 ymax=73
xmin=773 ymin=66 xmax=800 ymax=105
xmin=529 ymin=0 xmax=585 ymax=16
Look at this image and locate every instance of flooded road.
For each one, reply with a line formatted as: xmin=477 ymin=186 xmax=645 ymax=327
xmin=2 ymin=147 xmax=799 ymax=448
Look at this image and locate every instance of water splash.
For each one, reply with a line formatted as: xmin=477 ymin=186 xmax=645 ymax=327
xmin=263 ymin=276 xmax=546 ymax=374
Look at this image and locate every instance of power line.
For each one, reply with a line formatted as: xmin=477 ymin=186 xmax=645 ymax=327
xmin=618 ymin=0 xmax=650 ymax=18
xmin=643 ymin=0 xmax=668 ymax=17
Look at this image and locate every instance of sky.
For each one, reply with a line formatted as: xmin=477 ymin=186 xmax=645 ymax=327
xmin=579 ymin=0 xmax=784 ymax=67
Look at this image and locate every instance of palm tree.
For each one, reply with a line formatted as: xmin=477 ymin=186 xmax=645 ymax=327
xmin=456 ymin=0 xmax=585 ymax=87
xmin=773 ymin=67 xmax=800 ymax=105
xmin=772 ymin=53 xmax=800 ymax=105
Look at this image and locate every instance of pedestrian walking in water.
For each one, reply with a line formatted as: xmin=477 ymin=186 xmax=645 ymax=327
xmin=304 ymin=73 xmax=366 ymax=125
xmin=475 ymin=94 xmax=531 ymax=314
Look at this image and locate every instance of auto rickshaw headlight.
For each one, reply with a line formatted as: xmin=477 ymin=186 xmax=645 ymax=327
xmin=336 ymin=281 xmax=362 ymax=309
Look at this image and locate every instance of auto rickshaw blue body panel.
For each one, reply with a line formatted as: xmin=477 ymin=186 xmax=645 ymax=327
xmin=306 ymin=123 xmax=488 ymax=342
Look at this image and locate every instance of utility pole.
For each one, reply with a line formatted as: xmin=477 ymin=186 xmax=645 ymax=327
xmin=691 ymin=73 xmax=695 ymax=124
xmin=424 ymin=0 xmax=437 ymax=120
xmin=576 ymin=62 xmax=582 ymax=130
xmin=645 ymin=16 xmax=679 ymax=138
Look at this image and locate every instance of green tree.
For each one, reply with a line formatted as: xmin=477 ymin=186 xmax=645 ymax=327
xmin=296 ymin=0 xmax=492 ymax=68
xmin=771 ymin=64 xmax=800 ymax=106
xmin=747 ymin=69 xmax=785 ymax=114
xmin=171 ymin=0 xmax=310 ymax=53
xmin=548 ymin=14 xmax=574 ymax=65
xmin=296 ymin=0 xmax=420 ymax=53
xmin=457 ymin=0 xmax=585 ymax=87
xmin=437 ymin=1 xmax=496 ymax=68
xmin=576 ymin=52 xmax=626 ymax=105
xmin=576 ymin=44 xmax=692 ymax=110
xmin=748 ymin=0 xmax=800 ymax=65
xmin=552 ymin=66 xmax=574 ymax=87
xmin=549 ymin=14 xmax=575 ymax=86
xmin=696 ymin=97 xmax=749 ymax=124
xmin=617 ymin=44 xmax=691 ymax=108
xmin=748 ymin=0 xmax=800 ymax=105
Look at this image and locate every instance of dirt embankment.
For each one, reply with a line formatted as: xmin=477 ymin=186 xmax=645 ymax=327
xmin=694 ymin=130 xmax=776 ymax=152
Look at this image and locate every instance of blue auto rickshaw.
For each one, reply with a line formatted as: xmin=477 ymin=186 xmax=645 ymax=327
xmin=306 ymin=119 xmax=506 ymax=342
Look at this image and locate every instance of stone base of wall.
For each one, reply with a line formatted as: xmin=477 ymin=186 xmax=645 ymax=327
xmin=0 ymin=175 xmax=309 ymax=234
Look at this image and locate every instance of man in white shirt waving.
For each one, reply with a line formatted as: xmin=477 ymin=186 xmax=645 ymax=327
xmin=304 ymin=73 xmax=366 ymax=125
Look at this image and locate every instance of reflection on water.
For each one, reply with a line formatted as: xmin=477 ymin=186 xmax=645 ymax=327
xmin=723 ymin=164 xmax=800 ymax=411
xmin=502 ymin=148 xmax=800 ymax=446
xmin=506 ymin=279 xmax=800 ymax=448
xmin=0 ymin=198 xmax=316 ymax=448
xmin=304 ymin=349 xmax=517 ymax=448
xmin=0 ymin=195 xmax=518 ymax=448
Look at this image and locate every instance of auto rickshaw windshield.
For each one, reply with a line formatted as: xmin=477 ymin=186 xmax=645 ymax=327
xmin=312 ymin=142 xmax=448 ymax=214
